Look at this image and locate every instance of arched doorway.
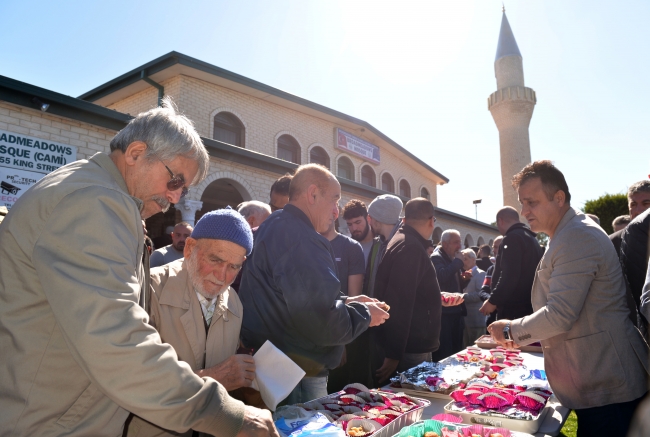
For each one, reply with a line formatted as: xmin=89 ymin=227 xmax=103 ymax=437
xmin=198 ymin=178 xmax=251 ymax=222
xmin=477 ymin=236 xmax=485 ymax=246
xmin=464 ymin=234 xmax=474 ymax=249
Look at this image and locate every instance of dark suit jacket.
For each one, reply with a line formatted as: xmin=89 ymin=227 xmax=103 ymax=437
xmin=620 ymin=209 xmax=650 ymax=308
xmin=610 ymin=228 xmax=624 ymax=256
xmin=488 ymin=223 xmax=544 ymax=319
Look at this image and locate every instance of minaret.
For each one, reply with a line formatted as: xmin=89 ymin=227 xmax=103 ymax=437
xmin=488 ymin=10 xmax=536 ymax=209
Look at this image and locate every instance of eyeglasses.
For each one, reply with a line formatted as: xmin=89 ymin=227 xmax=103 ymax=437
xmin=157 ymin=156 xmax=189 ymax=198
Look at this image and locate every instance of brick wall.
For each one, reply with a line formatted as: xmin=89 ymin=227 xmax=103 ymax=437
xmin=0 ymin=101 xmax=117 ymax=160
xmin=105 ymin=74 xmax=440 ymax=207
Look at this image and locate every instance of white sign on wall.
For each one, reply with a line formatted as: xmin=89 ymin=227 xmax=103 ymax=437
xmin=335 ymin=128 xmax=380 ymax=164
xmin=0 ymin=130 xmax=77 ymax=209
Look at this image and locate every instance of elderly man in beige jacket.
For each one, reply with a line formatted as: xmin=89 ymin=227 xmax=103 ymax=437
xmin=0 ymin=99 xmax=277 ymax=437
xmin=488 ymin=160 xmax=649 ymax=437
xmin=126 ymin=207 xmax=262 ymax=437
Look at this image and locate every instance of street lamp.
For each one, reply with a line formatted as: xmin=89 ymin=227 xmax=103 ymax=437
xmin=473 ymin=199 xmax=482 ymax=220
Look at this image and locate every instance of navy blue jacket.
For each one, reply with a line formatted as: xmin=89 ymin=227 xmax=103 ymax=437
xmin=238 ymin=204 xmax=372 ymax=376
xmin=431 ymin=247 xmax=467 ymax=317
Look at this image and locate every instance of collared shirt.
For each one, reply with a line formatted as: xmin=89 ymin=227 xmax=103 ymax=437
xmin=195 ymin=291 xmax=218 ymax=326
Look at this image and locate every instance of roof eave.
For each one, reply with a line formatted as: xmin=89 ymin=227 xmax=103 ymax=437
xmin=78 ymin=52 xmax=449 ymax=184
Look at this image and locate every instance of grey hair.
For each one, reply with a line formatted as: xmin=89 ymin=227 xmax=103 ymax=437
xmin=109 ymin=96 xmax=210 ymax=185
xmin=628 ymin=180 xmax=650 ymax=198
xmin=440 ymin=229 xmax=461 ymax=243
xmin=461 ymin=248 xmax=476 ymax=260
xmin=237 ymin=200 xmax=271 ymax=220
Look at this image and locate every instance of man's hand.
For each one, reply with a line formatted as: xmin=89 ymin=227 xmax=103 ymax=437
xmin=441 ymin=292 xmax=464 ymax=307
xmin=454 ymin=251 xmax=464 ymax=261
xmin=487 ymin=319 xmax=519 ymax=349
xmin=479 ymin=300 xmax=497 ymax=315
xmin=197 ymin=355 xmax=256 ymax=392
xmin=347 ymin=295 xmax=378 ymax=304
xmin=366 ymin=302 xmax=390 ymax=327
xmin=375 ymin=358 xmax=399 ymax=385
xmin=236 ymin=405 xmax=280 ymax=437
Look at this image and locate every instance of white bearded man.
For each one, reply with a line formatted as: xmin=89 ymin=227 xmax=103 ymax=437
xmin=126 ymin=207 xmax=262 ymax=437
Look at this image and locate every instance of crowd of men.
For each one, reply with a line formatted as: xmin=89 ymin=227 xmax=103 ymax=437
xmin=1 ymin=100 xmax=649 ymax=437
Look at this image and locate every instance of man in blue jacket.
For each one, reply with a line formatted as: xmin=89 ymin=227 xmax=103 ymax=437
xmin=431 ymin=230 xmax=468 ymax=361
xmin=239 ymin=164 xmax=390 ymax=403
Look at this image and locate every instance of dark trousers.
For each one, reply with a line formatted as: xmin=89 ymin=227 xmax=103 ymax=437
xmin=327 ymin=330 xmax=373 ymax=393
xmin=497 ymin=303 xmax=533 ymax=320
xmin=574 ymin=393 xmax=645 ymax=437
xmin=431 ymin=313 xmax=464 ymax=362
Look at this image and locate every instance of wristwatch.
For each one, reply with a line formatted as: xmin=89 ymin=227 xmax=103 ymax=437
xmin=503 ymin=322 xmax=512 ymax=341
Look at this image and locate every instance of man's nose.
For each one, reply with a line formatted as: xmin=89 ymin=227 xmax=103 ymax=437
xmin=214 ymin=265 xmax=227 ymax=282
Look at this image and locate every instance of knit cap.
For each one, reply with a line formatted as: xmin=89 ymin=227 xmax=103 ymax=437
xmin=367 ymin=194 xmax=403 ymax=225
xmin=191 ymin=206 xmax=254 ymax=255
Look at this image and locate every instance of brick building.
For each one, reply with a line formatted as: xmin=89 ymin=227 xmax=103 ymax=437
xmin=0 ymin=52 xmax=498 ymax=247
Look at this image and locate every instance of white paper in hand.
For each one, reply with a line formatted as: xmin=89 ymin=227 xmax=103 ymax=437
xmin=251 ymin=340 xmax=306 ymax=411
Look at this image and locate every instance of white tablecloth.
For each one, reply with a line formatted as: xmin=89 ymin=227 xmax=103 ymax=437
xmin=384 ymin=351 xmax=570 ymax=437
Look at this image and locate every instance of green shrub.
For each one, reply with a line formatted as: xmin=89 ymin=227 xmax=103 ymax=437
xmin=583 ymin=193 xmax=628 ymax=234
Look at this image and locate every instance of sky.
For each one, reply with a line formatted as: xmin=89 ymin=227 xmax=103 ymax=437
xmin=1 ymin=0 xmax=649 ymax=223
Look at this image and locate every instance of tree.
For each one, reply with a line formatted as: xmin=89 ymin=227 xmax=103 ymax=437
xmin=583 ymin=193 xmax=628 ymax=234
xmin=536 ymin=232 xmax=549 ymax=247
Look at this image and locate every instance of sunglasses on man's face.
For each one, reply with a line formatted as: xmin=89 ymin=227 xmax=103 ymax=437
xmin=158 ymin=157 xmax=189 ymax=198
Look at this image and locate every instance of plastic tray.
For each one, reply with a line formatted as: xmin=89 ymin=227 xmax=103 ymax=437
xmin=311 ymin=390 xmax=430 ymax=437
xmin=443 ymin=400 xmax=550 ymax=434
xmin=393 ymin=420 xmax=535 ymax=437
xmin=386 ymin=385 xmax=452 ymax=401
xmin=475 ymin=335 xmax=543 ymax=353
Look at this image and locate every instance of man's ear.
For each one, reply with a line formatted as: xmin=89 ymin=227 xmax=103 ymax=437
xmin=247 ymin=216 xmax=255 ymax=227
xmin=184 ymin=237 xmax=197 ymax=258
xmin=124 ymin=141 xmax=148 ymax=167
xmin=306 ymin=184 xmax=318 ymax=205
xmin=555 ymin=190 xmax=566 ymax=207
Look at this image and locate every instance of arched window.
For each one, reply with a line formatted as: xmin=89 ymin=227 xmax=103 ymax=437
xmin=360 ymin=165 xmax=376 ymax=188
xmin=381 ymin=173 xmax=395 ymax=193
xmin=399 ymin=179 xmax=411 ymax=198
xmin=337 ymin=156 xmax=355 ymax=181
xmin=421 ymin=187 xmax=430 ymax=200
xmin=277 ymin=134 xmax=301 ymax=164
xmin=213 ymin=112 xmax=244 ymax=148
xmin=309 ymin=146 xmax=330 ymax=169
xmin=464 ymin=234 xmax=474 ymax=249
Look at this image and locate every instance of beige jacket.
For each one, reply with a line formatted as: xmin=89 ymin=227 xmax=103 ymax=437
xmin=0 ymin=153 xmax=244 ymax=437
xmin=511 ymin=208 xmax=649 ymax=409
xmin=126 ymin=260 xmax=243 ymax=437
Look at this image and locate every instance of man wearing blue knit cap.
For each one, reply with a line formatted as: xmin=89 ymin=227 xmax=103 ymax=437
xmin=125 ymin=207 xmax=264 ymax=437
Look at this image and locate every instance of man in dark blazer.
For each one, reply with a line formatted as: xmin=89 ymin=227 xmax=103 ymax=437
xmin=489 ymin=161 xmax=649 ymax=437
xmin=479 ymin=206 xmax=543 ymax=320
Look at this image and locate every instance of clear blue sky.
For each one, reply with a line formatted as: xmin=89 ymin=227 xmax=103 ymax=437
xmin=2 ymin=0 xmax=648 ymax=223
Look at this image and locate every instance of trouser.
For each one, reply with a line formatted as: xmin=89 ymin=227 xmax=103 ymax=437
xmin=463 ymin=326 xmax=485 ymax=348
xmin=497 ymin=304 xmax=533 ymax=320
xmin=283 ymin=376 xmax=329 ymax=404
xmin=370 ymin=339 xmax=432 ymax=387
xmin=431 ymin=314 xmax=464 ymax=362
xmin=574 ymin=393 xmax=645 ymax=437
xmin=397 ymin=352 xmax=432 ymax=373
xmin=327 ymin=330 xmax=373 ymax=393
